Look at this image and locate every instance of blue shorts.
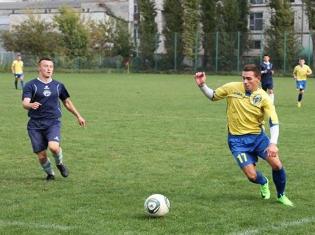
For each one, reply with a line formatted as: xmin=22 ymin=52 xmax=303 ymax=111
xmin=261 ymin=79 xmax=273 ymax=91
xmin=228 ymin=131 xmax=270 ymax=168
xmin=27 ymin=119 xmax=61 ymax=153
xmin=296 ymin=80 xmax=306 ymax=90
xmin=14 ymin=73 xmax=23 ymax=79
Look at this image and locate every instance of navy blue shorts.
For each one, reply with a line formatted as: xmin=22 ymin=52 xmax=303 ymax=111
xmin=228 ymin=131 xmax=270 ymax=168
xmin=27 ymin=119 xmax=61 ymax=153
xmin=261 ymin=81 xmax=273 ymax=91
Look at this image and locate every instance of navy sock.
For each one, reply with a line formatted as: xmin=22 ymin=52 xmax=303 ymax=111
xmin=14 ymin=80 xmax=18 ymax=89
xmin=298 ymin=93 xmax=303 ymax=102
xmin=20 ymin=80 xmax=24 ymax=88
xmin=249 ymin=171 xmax=267 ymax=185
xmin=272 ymin=167 xmax=286 ymax=197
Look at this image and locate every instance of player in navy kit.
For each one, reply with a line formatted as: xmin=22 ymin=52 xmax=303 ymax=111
xmin=22 ymin=57 xmax=86 ymax=180
xmin=260 ymin=54 xmax=274 ymax=104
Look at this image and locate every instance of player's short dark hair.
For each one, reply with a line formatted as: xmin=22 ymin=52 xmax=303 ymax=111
xmin=38 ymin=57 xmax=53 ymax=64
xmin=243 ymin=64 xmax=261 ymax=78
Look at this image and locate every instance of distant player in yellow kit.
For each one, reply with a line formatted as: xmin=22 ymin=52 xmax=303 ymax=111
xmin=11 ymin=53 xmax=24 ymax=89
xmin=293 ymin=58 xmax=312 ymax=107
xmin=194 ymin=64 xmax=294 ymax=206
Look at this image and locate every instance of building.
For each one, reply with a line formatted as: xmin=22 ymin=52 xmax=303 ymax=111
xmin=0 ymin=0 xmax=130 ymax=31
xmin=0 ymin=0 xmax=312 ymax=57
xmin=0 ymin=0 xmax=132 ymax=52
xmin=248 ymin=0 xmax=311 ymax=57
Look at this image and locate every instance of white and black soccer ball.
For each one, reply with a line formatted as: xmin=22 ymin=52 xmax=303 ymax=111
xmin=144 ymin=194 xmax=170 ymax=217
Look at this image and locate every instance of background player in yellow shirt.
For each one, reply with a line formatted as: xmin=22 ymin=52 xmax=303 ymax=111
xmin=293 ymin=58 xmax=312 ymax=107
xmin=194 ymin=64 xmax=293 ymax=206
xmin=11 ymin=53 xmax=24 ymax=89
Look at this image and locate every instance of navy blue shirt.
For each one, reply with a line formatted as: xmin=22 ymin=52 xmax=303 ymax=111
xmin=260 ymin=62 xmax=273 ymax=82
xmin=22 ymin=78 xmax=70 ymax=120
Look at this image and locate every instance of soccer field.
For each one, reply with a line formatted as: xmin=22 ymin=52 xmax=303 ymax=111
xmin=0 ymin=72 xmax=314 ymax=234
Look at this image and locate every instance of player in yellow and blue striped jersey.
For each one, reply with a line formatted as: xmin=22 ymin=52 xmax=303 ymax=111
xmin=11 ymin=53 xmax=24 ymax=89
xmin=194 ymin=64 xmax=294 ymax=206
xmin=293 ymin=58 xmax=312 ymax=108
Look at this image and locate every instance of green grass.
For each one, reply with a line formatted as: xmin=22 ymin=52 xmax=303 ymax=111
xmin=0 ymin=72 xmax=315 ymax=235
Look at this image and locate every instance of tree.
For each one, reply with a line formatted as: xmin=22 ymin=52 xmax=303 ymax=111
xmin=112 ymin=20 xmax=133 ymax=58
xmin=181 ymin=0 xmax=200 ymax=64
xmin=266 ymin=0 xmax=300 ymax=71
xmin=265 ymin=0 xmax=301 ymax=71
xmin=200 ymin=0 xmax=217 ymax=69
xmin=304 ymin=0 xmax=315 ymax=67
xmin=138 ymin=0 xmax=158 ymax=67
xmin=0 ymin=14 xmax=62 ymax=57
xmin=162 ymin=0 xmax=184 ymax=69
xmin=215 ymin=0 xmax=248 ymax=71
xmin=54 ymin=6 xmax=89 ymax=58
xmin=88 ymin=19 xmax=116 ymax=56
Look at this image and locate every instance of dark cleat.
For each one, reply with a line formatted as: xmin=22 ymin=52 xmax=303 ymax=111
xmin=56 ymin=164 xmax=69 ymax=177
xmin=46 ymin=174 xmax=55 ymax=181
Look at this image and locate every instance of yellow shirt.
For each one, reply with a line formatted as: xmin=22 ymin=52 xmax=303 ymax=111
xmin=212 ymin=82 xmax=278 ymax=135
xmin=293 ymin=65 xmax=312 ymax=81
xmin=11 ymin=60 xmax=24 ymax=74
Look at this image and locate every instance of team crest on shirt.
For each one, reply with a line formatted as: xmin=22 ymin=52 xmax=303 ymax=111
xmin=43 ymin=86 xmax=51 ymax=97
xmin=250 ymin=94 xmax=262 ymax=106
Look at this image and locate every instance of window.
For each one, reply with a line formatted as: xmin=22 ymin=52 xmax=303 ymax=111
xmin=250 ymin=12 xmax=263 ymax=30
xmin=249 ymin=40 xmax=261 ymax=49
xmin=250 ymin=0 xmax=264 ymax=4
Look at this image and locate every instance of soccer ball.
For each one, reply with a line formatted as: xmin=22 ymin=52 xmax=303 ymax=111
xmin=144 ymin=194 xmax=170 ymax=217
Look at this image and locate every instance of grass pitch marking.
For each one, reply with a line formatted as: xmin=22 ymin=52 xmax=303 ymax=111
xmin=0 ymin=220 xmax=75 ymax=231
xmin=231 ymin=216 xmax=315 ymax=235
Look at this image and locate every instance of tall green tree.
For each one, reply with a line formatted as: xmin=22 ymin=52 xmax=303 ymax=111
xmin=88 ymin=19 xmax=116 ymax=56
xmin=54 ymin=6 xmax=89 ymax=58
xmin=112 ymin=20 xmax=133 ymax=58
xmin=89 ymin=19 xmax=132 ymax=58
xmin=304 ymin=0 xmax=315 ymax=67
xmin=266 ymin=0 xmax=300 ymax=70
xmin=162 ymin=0 xmax=184 ymax=69
xmin=0 ymin=15 xmax=61 ymax=57
xmin=200 ymin=0 xmax=217 ymax=69
xmin=181 ymin=0 xmax=200 ymax=63
xmin=138 ymin=0 xmax=158 ymax=67
xmin=215 ymin=0 xmax=248 ymax=71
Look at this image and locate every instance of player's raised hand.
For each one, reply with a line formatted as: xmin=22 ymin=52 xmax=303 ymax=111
xmin=194 ymin=72 xmax=206 ymax=87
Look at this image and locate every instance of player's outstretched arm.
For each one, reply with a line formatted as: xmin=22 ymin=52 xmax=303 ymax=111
xmin=62 ymin=98 xmax=86 ymax=127
xmin=194 ymin=72 xmax=214 ymax=100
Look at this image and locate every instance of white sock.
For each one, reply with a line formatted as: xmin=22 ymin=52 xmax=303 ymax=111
xmin=270 ymin=94 xmax=274 ymax=104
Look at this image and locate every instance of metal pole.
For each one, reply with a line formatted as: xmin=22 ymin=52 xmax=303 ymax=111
xmin=308 ymin=32 xmax=311 ymax=65
xmin=237 ymin=31 xmax=240 ymax=72
xmin=215 ymin=32 xmax=219 ymax=73
xmin=174 ymin=32 xmax=177 ymax=71
xmin=194 ymin=31 xmax=199 ymax=72
xmin=260 ymin=33 xmax=264 ymax=63
xmin=283 ymin=32 xmax=287 ymax=73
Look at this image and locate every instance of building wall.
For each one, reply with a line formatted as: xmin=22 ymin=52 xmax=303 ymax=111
xmin=248 ymin=0 xmax=310 ymax=56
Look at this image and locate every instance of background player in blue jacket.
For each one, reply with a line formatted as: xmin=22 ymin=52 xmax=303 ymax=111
xmin=260 ymin=54 xmax=274 ymax=104
xmin=22 ymin=57 xmax=86 ymax=180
